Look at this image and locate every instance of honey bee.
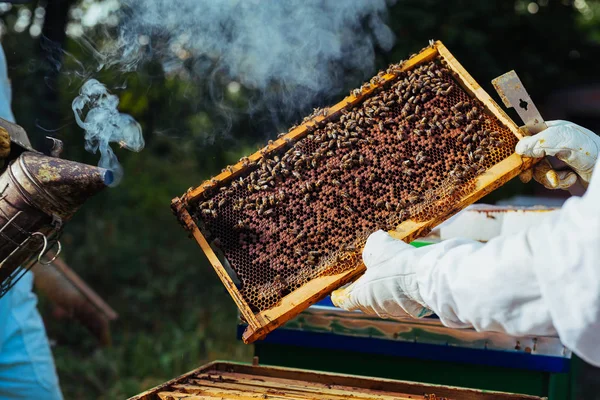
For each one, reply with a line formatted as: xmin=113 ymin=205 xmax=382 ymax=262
xmin=292 ymin=171 xmax=302 ymax=179
xmin=344 ymin=244 xmax=356 ymax=252
xmin=407 ymin=194 xmax=420 ymax=204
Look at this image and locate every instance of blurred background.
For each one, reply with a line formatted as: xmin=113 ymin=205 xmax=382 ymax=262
xmin=0 ymin=0 xmax=599 ymax=398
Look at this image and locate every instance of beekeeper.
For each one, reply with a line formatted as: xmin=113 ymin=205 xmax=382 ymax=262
xmin=332 ymin=120 xmax=600 ymax=367
xmin=0 ymin=42 xmax=64 ymax=399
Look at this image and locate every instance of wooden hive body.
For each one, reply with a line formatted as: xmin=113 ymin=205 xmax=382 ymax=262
xmin=129 ymin=361 xmax=545 ymax=399
xmin=172 ymin=41 xmax=535 ymax=343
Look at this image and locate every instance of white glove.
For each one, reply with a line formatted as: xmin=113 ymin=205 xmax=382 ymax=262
xmin=516 ymin=120 xmax=600 ymax=190
xmin=331 ymin=230 xmax=433 ymax=319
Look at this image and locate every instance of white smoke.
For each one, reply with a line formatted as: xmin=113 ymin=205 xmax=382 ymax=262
xmin=71 ymin=0 xmax=396 ymax=182
xmin=108 ymin=0 xmax=395 ymax=102
xmin=72 ymin=79 xmax=144 ymax=187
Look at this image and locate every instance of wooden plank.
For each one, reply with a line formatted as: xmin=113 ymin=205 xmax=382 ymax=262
xmin=132 ymin=361 xmax=545 ymax=400
xmin=169 ymin=384 xmax=300 ymax=400
xmin=189 ymin=372 xmax=430 ymax=400
xmin=129 ymin=361 xmax=222 ymax=400
xmin=208 ymin=362 xmax=543 ymax=400
xmin=184 ymin=379 xmax=420 ymax=400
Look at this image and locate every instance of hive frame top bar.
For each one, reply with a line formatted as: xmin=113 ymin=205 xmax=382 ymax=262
xmin=172 ymin=41 xmax=534 ymax=344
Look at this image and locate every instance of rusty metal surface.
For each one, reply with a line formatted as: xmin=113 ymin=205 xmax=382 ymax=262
xmin=0 ymin=152 xmax=110 ymax=295
xmin=129 ymin=361 xmax=545 ymax=400
xmin=17 ymin=151 xmax=110 ymax=219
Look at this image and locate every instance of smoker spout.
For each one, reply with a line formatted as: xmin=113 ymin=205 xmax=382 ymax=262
xmin=13 ymin=152 xmax=110 ymax=221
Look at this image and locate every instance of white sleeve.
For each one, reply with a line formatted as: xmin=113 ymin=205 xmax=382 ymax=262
xmin=415 ymin=158 xmax=600 ymax=365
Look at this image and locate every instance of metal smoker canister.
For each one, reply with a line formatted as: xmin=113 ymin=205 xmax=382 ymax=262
xmin=0 ymin=151 xmax=112 ymax=295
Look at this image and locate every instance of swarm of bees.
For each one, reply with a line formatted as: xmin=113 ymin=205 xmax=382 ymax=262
xmin=191 ymin=56 xmax=517 ymax=313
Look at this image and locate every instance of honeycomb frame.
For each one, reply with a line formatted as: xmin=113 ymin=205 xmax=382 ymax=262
xmin=172 ymin=41 xmax=536 ymax=344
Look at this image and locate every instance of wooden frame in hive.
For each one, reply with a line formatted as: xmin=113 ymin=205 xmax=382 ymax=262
xmin=171 ymin=41 xmax=536 ymax=344
xmin=129 ymin=361 xmax=545 ymax=399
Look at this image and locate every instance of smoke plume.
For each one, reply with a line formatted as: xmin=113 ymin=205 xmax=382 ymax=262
xmin=72 ymin=79 xmax=144 ymax=186
xmin=111 ymin=0 xmax=395 ymax=100
xmin=73 ymin=0 xmax=395 ymax=181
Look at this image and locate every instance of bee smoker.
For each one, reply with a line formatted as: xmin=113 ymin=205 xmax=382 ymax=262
xmin=0 ymin=118 xmax=112 ymax=297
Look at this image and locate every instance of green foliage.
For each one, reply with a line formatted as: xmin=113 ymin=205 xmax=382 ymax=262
xmin=0 ymin=0 xmax=598 ymax=398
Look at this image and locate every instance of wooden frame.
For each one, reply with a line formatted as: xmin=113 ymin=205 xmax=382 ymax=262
xmin=172 ymin=41 xmax=536 ymax=344
xmin=129 ymin=361 xmax=544 ymax=399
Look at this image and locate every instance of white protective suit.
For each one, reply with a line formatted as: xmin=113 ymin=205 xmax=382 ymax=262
xmin=0 ymin=44 xmax=63 ymax=399
xmin=332 ymin=120 xmax=600 ymax=367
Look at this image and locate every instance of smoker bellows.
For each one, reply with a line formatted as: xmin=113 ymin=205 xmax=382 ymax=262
xmin=0 ymin=118 xmax=112 ymax=297
xmin=172 ymin=41 xmax=537 ymax=343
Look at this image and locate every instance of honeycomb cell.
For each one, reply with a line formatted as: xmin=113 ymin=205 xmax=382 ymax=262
xmin=189 ymin=56 xmax=517 ymax=312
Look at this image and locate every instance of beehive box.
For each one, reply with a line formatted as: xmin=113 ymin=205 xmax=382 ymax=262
xmin=172 ymin=41 xmax=535 ymax=343
xmin=129 ymin=361 xmax=545 ymax=400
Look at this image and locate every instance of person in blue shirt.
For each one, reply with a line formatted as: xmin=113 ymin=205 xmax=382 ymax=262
xmin=0 ymin=42 xmax=63 ymax=399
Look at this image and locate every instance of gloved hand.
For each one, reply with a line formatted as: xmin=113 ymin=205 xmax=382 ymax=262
xmin=331 ymin=230 xmax=433 ymax=319
xmin=516 ymin=120 xmax=600 ymax=190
